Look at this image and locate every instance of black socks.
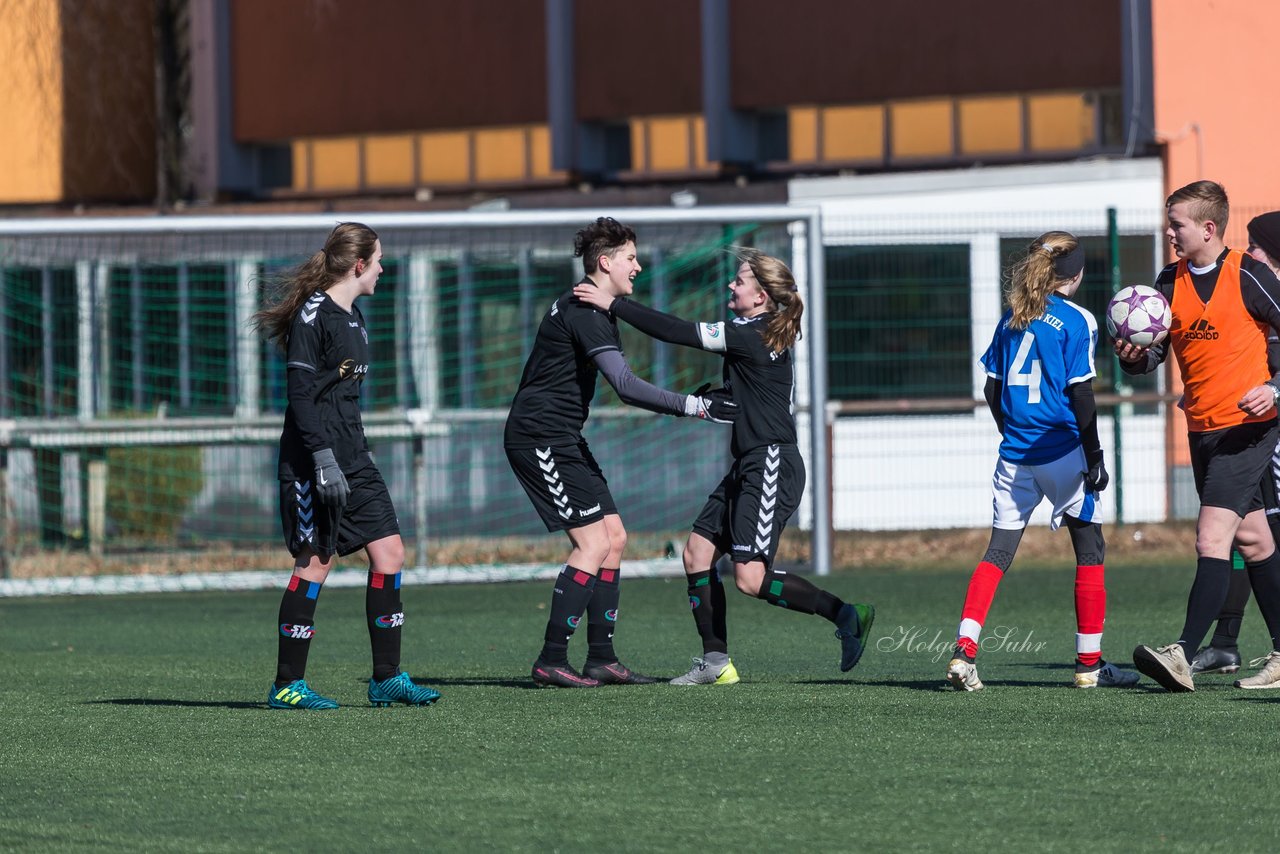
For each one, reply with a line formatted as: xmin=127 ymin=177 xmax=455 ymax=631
xmin=540 ymin=565 xmax=596 ymax=665
xmin=275 ymin=575 xmax=322 ymax=686
xmin=366 ymin=571 xmax=403 ymax=682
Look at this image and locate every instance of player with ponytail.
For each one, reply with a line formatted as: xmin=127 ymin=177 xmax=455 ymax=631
xmin=253 ymin=222 xmax=440 ymax=710
xmin=944 ymin=230 xmax=1139 ymax=691
xmin=574 ymin=248 xmax=876 ymax=684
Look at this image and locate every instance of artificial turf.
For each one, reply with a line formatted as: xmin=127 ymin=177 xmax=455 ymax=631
xmin=1 ymin=560 xmax=1275 ymax=852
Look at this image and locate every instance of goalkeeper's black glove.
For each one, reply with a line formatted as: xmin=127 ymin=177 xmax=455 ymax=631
xmin=1084 ymin=448 xmax=1108 ymax=493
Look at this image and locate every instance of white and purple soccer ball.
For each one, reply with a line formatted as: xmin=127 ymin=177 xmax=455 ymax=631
xmin=1106 ymin=285 xmax=1172 ymax=348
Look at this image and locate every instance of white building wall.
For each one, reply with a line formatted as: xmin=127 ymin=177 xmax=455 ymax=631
xmin=789 ymin=159 xmax=1170 ymax=531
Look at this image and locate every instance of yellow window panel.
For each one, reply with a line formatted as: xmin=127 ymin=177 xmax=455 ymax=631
xmin=529 ymin=125 xmax=561 ymax=179
xmin=291 ymin=140 xmax=310 ymax=190
xmin=693 ymin=116 xmax=710 ymax=169
xmin=310 ymin=138 xmax=360 ymax=191
xmin=647 ymin=116 xmax=693 ymax=172
xmin=789 ymin=107 xmax=818 ymax=163
xmin=418 ymin=131 xmax=471 ymax=184
xmin=958 ymin=96 xmax=1022 ymax=155
xmin=1029 ymin=93 xmax=1095 ymax=151
xmin=628 ymin=119 xmax=647 ymax=172
xmin=821 ymin=105 xmax=884 ymax=162
xmin=363 ymin=134 xmax=415 ymax=188
xmin=890 ymin=99 xmax=953 ymax=159
xmin=474 ymin=127 xmax=528 ymax=182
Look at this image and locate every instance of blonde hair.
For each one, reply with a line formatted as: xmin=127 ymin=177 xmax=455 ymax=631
xmin=736 ymin=248 xmax=803 ymax=354
xmin=1167 ymin=180 xmax=1229 ymax=232
xmin=253 ymin=222 xmax=379 ymax=348
xmin=1005 ymin=231 xmax=1080 ymax=330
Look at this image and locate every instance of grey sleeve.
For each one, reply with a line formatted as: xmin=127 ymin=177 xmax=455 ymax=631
xmin=592 ymin=349 xmax=688 ymax=416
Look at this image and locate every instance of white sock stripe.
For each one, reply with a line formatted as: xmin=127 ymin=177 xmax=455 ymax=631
xmin=1076 ymin=632 xmax=1103 ymax=654
xmin=958 ymin=618 xmax=982 ymax=642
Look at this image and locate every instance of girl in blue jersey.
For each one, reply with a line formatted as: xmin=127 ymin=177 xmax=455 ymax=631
xmin=945 ymin=231 xmax=1138 ymax=691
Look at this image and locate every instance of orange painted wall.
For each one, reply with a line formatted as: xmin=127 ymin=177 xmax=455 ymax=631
xmin=1152 ymin=0 xmax=1280 ymax=247
xmin=0 ymin=0 xmax=63 ymax=203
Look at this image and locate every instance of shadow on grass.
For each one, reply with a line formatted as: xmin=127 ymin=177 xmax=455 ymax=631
xmin=405 ymin=675 xmax=540 ymax=689
xmin=840 ymin=677 xmax=1072 ymax=690
xmin=88 ymin=698 xmax=262 ymax=709
xmin=1228 ymin=693 xmax=1280 ymax=703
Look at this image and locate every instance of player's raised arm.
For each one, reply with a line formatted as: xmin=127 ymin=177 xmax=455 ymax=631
xmin=573 ymin=282 xmax=715 ymax=350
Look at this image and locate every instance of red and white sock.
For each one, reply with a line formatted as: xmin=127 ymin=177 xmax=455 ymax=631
xmin=1075 ymin=564 xmax=1105 ymax=668
xmin=955 ymin=561 xmax=1004 ymax=659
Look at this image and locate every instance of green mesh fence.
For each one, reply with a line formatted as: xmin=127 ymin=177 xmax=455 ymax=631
xmin=0 ymin=206 xmax=1190 ymax=586
xmin=0 ymin=215 xmax=799 ymax=578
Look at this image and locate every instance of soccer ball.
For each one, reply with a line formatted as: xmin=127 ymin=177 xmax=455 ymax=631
xmin=1106 ymin=285 xmax=1171 ymax=347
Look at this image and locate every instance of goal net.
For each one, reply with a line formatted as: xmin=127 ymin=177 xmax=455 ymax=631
xmin=0 ymin=207 xmax=829 ymax=593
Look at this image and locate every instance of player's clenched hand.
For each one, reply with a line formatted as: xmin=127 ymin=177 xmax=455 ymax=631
xmin=572 ymin=282 xmax=615 ymax=312
xmin=312 ymin=448 xmax=350 ymax=508
xmin=1238 ymin=384 xmax=1279 ymax=417
xmin=1113 ymin=339 xmax=1147 ymax=364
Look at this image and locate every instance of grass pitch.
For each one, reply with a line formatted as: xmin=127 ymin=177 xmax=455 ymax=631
xmin=2 ymin=559 xmax=1276 ymax=852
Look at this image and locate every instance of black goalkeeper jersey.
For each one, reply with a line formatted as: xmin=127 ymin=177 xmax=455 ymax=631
xmin=504 ymin=283 xmax=623 ymax=449
xmin=277 ymin=290 xmax=373 ymax=481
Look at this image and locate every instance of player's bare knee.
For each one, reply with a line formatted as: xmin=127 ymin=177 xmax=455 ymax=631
xmin=366 ymin=535 xmax=405 ymax=573
xmin=574 ymin=531 xmax=612 ymax=567
xmin=608 ymin=525 xmax=628 ymax=558
xmin=734 ymin=565 xmax=765 ymax=596
xmin=682 ymin=539 xmax=711 ymax=573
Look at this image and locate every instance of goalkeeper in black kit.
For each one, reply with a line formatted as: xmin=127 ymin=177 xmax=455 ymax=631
xmin=574 ymin=248 xmax=875 ymax=684
xmin=504 ymin=217 xmax=738 ymax=688
xmin=254 ymin=222 xmax=439 ymax=710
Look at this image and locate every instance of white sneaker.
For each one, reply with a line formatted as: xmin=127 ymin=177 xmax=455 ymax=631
xmin=669 ymin=655 xmax=740 ymax=686
xmin=1074 ymin=661 xmax=1141 ymax=689
xmin=1132 ymin=643 xmax=1194 ymax=692
xmin=1233 ymin=650 xmax=1280 ymax=689
xmin=946 ymin=658 xmax=983 ymax=692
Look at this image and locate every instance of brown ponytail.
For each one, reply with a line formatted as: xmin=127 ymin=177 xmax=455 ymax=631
xmin=736 ymin=248 xmax=803 ymax=354
xmin=253 ymin=222 xmax=379 ymax=348
xmin=1006 ymin=231 xmax=1080 ymax=330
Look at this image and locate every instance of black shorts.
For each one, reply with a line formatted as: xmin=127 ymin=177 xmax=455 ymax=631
xmin=1189 ymin=419 xmax=1279 ymax=517
xmin=506 ymin=441 xmax=618 ymax=532
xmin=692 ymin=443 xmax=805 ymax=568
xmin=279 ymin=465 xmax=400 ymax=558
xmin=1265 ymin=435 xmax=1280 ymax=521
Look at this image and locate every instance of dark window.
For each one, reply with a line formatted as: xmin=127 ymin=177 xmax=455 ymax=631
xmin=826 ymin=244 xmax=972 ymax=401
xmin=361 ymin=259 xmax=415 ymax=411
xmin=106 ymin=264 xmax=236 ymax=416
xmin=2 ymin=267 xmax=78 ymax=417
